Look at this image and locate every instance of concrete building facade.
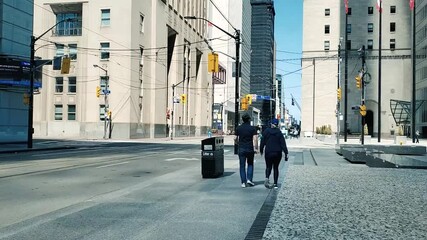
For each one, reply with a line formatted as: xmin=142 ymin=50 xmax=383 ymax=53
xmin=33 ymin=0 xmax=211 ymax=139
xmin=302 ymin=0 xmax=412 ymax=138
xmin=0 ymin=0 xmax=34 ymax=143
xmin=415 ymin=1 xmax=427 ymax=138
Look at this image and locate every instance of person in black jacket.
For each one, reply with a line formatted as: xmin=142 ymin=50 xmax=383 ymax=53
xmin=260 ymin=119 xmax=288 ymax=189
xmin=235 ymin=113 xmax=259 ymax=188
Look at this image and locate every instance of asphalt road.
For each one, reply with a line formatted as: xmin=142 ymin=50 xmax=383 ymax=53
xmin=0 ymin=143 xmax=202 ymax=228
xmin=0 ymin=142 xmax=273 ymax=240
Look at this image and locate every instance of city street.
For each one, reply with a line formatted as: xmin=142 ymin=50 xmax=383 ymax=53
xmin=0 ymin=139 xmax=274 ymax=239
xmin=0 ymin=137 xmax=426 ymax=239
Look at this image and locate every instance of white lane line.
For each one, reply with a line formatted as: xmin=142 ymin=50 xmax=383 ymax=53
xmin=165 ymin=157 xmax=199 ymax=161
xmin=95 ymin=161 xmax=129 ymax=168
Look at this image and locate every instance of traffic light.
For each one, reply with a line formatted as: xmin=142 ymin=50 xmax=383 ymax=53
xmin=245 ymin=94 xmax=252 ymax=105
xmin=337 ymin=87 xmax=342 ymax=100
xmin=291 ymin=98 xmax=295 ymax=106
xmin=96 ymin=86 xmax=101 ymax=98
xmin=208 ymin=53 xmax=219 ymax=72
xmin=23 ymin=93 xmax=30 ymax=105
xmin=181 ymin=94 xmax=187 ymax=104
xmin=61 ymin=57 xmax=71 ymax=74
xmin=360 ymin=104 xmax=367 ymax=116
xmin=241 ymin=97 xmax=248 ymax=110
xmin=355 ymin=75 xmax=362 ymax=89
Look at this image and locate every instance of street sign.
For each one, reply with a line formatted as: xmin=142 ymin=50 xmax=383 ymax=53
xmin=256 ymin=95 xmax=271 ymax=101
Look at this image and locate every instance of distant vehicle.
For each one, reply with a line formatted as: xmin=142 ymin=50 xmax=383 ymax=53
xmin=280 ymin=126 xmax=288 ymax=137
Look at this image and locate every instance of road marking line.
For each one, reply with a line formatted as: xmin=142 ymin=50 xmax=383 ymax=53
xmin=165 ymin=157 xmax=199 ymax=161
xmin=96 ymin=161 xmax=129 ymax=168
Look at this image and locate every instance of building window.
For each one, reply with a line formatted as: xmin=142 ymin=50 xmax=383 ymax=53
xmin=347 ymin=8 xmax=352 ymax=15
xmin=346 ymin=40 xmax=351 ymax=50
xmin=324 ymin=41 xmax=330 ymax=51
xmin=100 ymin=42 xmax=110 ymax=60
xmin=390 ymin=6 xmax=396 ymax=14
xmin=100 ymin=76 xmax=108 ymax=91
xmin=325 ymin=8 xmax=330 ymax=16
xmin=367 ymin=39 xmax=373 ymax=50
xmin=69 ymin=44 xmax=77 ymax=60
xmin=56 ymin=44 xmax=64 ymax=57
xmin=55 ymin=77 xmax=63 ymax=93
xmin=368 ymin=23 xmax=374 ymax=33
xmin=324 ymin=25 xmax=330 ymax=34
xmin=55 ymin=12 xmax=82 ymax=36
xmin=390 ymin=39 xmax=396 ymax=50
xmin=368 ymin=7 xmax=373 ymax=15
xmin=347 ymin=24 xmax=352 ymax=34
xmin=68 ymin=105 xmax=76 ymax=120
xmin=55 ymin=105 xmax=63 ymax=120
xmin=101 ymin=9 xmax=110 ymax=26
xmin=390 ymin=22 xmax=396 ymax=32
xmin=68 ymin=77 xmax=76 ymax=93
xmin=100 ymin=105 xmax=106 ymax=121
xmin=140 ymin=14 xmax=145 ymax=33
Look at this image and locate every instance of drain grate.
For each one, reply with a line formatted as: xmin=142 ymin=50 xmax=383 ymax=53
xmin=244 ymin=188 xmax=278 ymax=240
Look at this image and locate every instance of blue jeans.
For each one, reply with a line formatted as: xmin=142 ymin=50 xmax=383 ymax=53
xmin=238 ymin=150 xmax=254 ymax=183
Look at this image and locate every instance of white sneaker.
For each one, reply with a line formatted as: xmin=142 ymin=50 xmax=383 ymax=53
xmin=241 ymin=183 xmax=246 ymax=188
xmin=273 ymin=184 xmax=278 ymax=189
xmin=246 ymin=180 xmax=255 ymax=187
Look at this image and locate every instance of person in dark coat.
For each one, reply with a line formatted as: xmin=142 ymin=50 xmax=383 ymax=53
xmin=234 ymin=113 xmax=258 ymax=188
xmin=260 ymin=119 xmax=288 ymax=189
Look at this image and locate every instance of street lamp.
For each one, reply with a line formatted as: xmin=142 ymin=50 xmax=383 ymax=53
xmin=28 ymin=18 xmax=75 ymax=148
xmin=93 ymin=64 xmax=110 ymax=139
xmin=184 ymin=16 xmax=240 ymax=154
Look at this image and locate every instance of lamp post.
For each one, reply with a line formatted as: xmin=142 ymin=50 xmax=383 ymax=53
xmin=93 ymin=64 xmax=110 ymax=139
xmin=28 ymin=18 xmax=75 ymax=148
xmin=184 ymin=16 xmax=240 ymax=154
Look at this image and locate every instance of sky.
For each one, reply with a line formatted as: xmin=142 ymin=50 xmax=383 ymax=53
xmin=274 ymin=0 xmax=303 ymax=122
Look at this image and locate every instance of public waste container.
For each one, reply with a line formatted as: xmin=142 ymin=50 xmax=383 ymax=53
xmin=201 ymin=137 xmax=224 ymax=178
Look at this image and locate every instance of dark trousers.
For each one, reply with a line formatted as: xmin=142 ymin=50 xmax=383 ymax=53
xmin=238 ymin=150 xmax=254 ymax=183
xmin=265 ymin=151 xmax=282 ymax=185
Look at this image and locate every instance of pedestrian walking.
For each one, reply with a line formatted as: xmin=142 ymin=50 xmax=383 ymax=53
xmin=235 ymin=113 xmax=258 ymax=188
xmin=260 ymin=119 xmax=288 ymax=189
xmin=416 ymin=130 xmax=420 ymax=143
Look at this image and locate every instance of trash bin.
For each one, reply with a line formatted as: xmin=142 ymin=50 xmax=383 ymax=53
xmin=201 ymin=136 xmax=224 ymax=178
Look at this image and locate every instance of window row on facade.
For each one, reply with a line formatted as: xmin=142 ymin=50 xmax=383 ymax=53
xmin=54 ymin=104 xmax=110 ymax=121
xmin=324 ymin=5 xmax=397 ymax=17
xmin=54 ymin=8 xmax=145 ymax=36
xmin=324 ymin=39 xmax=396 ymax=51
xmin=324 ymin=22 xmax=397 ymax=35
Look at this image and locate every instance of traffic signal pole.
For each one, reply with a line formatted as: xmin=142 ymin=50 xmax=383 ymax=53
xmin=361 ymin=46 xmax=366 ymax=145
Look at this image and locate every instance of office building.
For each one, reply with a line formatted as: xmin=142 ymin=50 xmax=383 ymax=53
xmin=0 ymin=0 xmax=34 ymax=143
xmin=250 ymin=0 xmax=275 ymax=125
xmin=33 ymin=0 xmax=211 ymax=139
xmin=302 ymin=0 xmax=412 ymax=138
